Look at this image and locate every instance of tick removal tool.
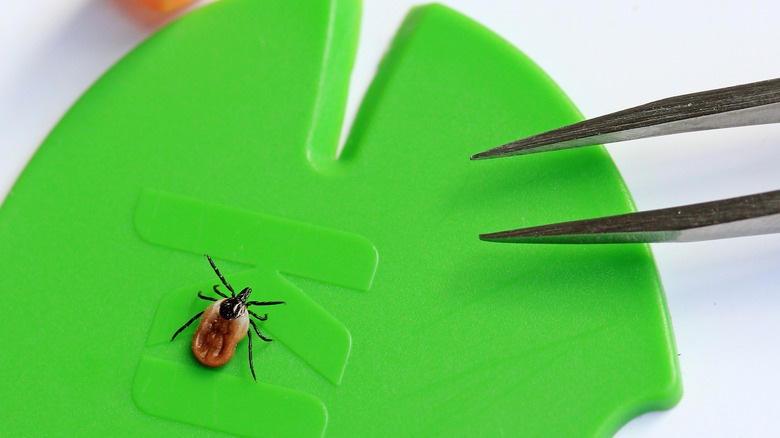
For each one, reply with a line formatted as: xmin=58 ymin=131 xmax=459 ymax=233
xmin=472 ymin=78 xmax=780 ymax=244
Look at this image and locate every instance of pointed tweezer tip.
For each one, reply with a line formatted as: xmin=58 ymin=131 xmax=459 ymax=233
xmin=478 ymin=231 xmax=513 ymax=242
xmin=479 ymin=227 xmax=578 ymax=244
xmin=470 ymin=143 xmax=514 ymax=160
xmin=470 ymin=150 xmax=494 ymax=160
xmin=472 ymin=136 xmax=548 ymax=160
xmin=479 ymin=230 xmax=583 ymax=244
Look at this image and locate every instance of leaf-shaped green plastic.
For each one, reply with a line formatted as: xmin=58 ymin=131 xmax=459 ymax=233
xmin=0 ymin=0 xmax=680 ymax=437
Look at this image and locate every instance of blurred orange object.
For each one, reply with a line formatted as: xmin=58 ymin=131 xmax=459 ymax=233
xmin=138 ymin=0 xmax=197 ymax=12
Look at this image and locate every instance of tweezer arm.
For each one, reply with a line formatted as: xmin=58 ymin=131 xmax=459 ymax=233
xmin=472 ymin=78 xmax=780 ymax=159
xmin=480 ymin=190 xmax=780 ymax=244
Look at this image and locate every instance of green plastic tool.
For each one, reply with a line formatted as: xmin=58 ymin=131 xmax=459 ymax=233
xmin=0 ymin=0 xmax=680 ymax=436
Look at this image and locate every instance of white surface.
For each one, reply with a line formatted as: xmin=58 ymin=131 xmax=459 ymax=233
xmin=2 ymin=1 xmax=780 ymax=436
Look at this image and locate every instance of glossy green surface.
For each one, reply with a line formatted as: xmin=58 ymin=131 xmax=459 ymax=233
xmin=0 ymin=0 xmax=680 ymax=436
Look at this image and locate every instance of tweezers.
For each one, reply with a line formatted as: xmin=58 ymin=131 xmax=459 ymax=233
xmin=471 ymin=78 xmax=780 ymax=244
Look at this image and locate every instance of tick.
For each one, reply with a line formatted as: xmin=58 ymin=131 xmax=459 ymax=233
xmin=171 ymin=255 xmax=285 ymax=381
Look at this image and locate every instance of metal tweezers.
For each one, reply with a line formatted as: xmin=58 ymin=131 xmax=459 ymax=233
xmin=471 ymin=78 xmax=780 ymax=244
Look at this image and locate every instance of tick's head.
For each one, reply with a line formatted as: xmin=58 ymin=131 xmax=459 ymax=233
xmin=219 ymin=297 xmax=245 ymax=320
xmin=237 ymin=287 xmax=252 ymax=302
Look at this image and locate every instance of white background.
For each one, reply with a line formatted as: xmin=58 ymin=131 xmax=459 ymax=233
xmin=2 ymin=1 xmax=779 ymax=436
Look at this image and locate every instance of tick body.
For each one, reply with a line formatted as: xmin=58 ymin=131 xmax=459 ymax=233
xmin=191 ymin=298 xmax=249 ymax=367
xmin=171 ymin=255 xmax=285 ymax=381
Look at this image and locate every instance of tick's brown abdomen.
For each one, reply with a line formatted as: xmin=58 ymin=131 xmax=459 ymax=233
xmin=192 ymin=299 xmax=249 ymax=367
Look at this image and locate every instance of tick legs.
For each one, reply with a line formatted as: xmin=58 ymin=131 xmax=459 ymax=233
xmin=250 ymin=318 xmax=273 ymax=342
xmin=197 ymin=291 xmax=217 ymax=302
xmin=248 ymin=309 xmax=267 ymax=321
xmin=247 ymin=301 xmax=285 ymax=307
xmin=246 ymin=320 xmax=272 ymax=382
xmin=212 ymin=284 xmax=228 ymax=299
xmin=206 ymin=254 xmax=235 ymax=296
xmin=247 ymin=329 xmax=257 ymax=382
xmin=171 ymin=311 xmax=204 ymax=341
